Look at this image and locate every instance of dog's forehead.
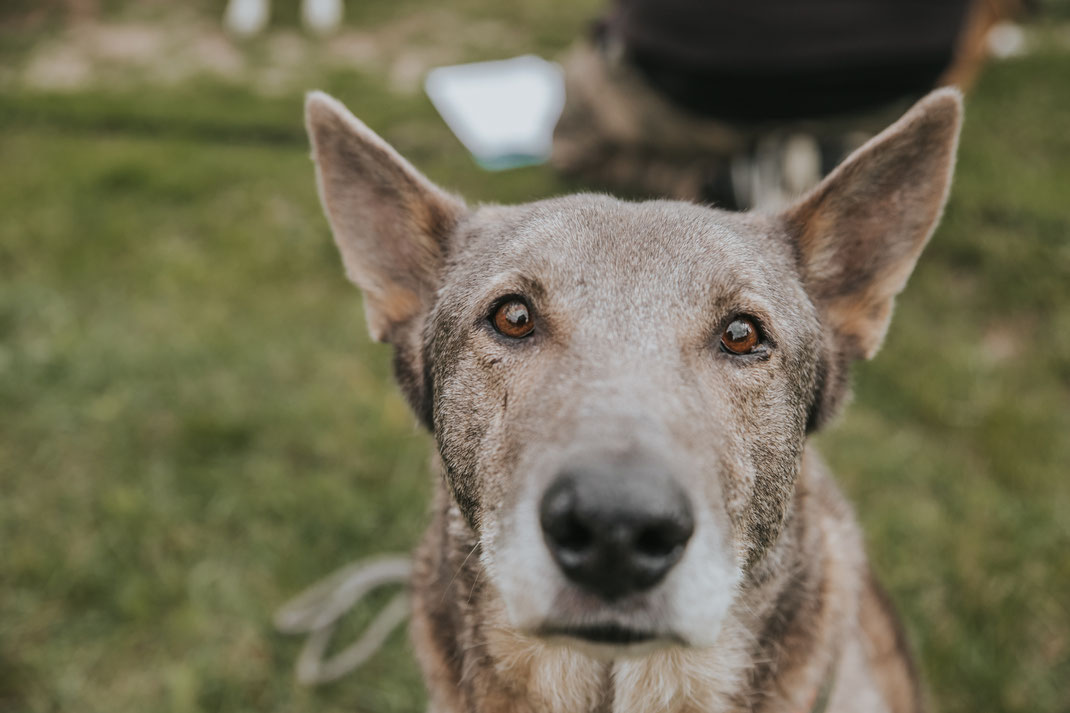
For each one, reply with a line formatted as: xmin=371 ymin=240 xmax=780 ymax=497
xmin=456 ymin=194 xmax=795 ymax=302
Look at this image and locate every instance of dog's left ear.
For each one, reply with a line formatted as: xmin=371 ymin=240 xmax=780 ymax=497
xmin=784 ymin=88 xmax=963 ymax=362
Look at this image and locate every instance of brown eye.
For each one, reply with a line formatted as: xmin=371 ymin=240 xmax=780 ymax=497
xmin=721 ymin=317 xmax=760 ymax=354
xmin=492 ymin=298 xmax=534 ymax=339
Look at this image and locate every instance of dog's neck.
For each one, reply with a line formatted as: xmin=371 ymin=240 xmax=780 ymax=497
xmin=410 ymin=449 xmax=862 ymax=713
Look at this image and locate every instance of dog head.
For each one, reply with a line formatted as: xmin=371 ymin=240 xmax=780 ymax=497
xmin=305 ymin=89 xmax=961 ymax=654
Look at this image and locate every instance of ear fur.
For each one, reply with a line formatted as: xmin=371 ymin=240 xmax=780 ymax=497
xmin=785 ymin=88 xmax=963 ymax=361
xmin=306 ymin=91 xmax=465 ymax=343
xmin=785 ymin=88 xmax=963 ymax=430
xmin=306 ymin=91 xmax=465 ymax=425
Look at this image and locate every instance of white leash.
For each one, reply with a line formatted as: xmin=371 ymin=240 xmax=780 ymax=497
xmin=274 ymin=555 xmax=412 ymax=685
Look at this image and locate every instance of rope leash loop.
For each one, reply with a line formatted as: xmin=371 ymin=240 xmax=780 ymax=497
xmin=275 ymin=555 xmax=413 ymax=685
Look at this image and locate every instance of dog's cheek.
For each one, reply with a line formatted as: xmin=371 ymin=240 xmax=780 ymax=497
xmin=733 ymin=366 xmax=811 ymax=568
xmin=677 ymin=356 xmax=771 ymax=563
xmin=433 ymin=363 xmax=492 ymax=529
xmin=432 ymin=342 xmax=521 ymax=531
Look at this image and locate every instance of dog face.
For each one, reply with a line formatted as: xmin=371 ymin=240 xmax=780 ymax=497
xmin=305 ymin=90 xmax=961 ymax=654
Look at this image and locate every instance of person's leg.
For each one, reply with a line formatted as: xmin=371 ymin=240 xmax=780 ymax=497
xmin=223 ymin=0 xmax=270 ymax=37
xmin=552 ymin=0 xmax=1012 ymax=209
xmin=302 ymin=0 xmax=344 ymax=35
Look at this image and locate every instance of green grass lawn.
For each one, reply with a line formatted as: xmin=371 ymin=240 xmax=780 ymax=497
xmin=1 ymin=5 xmax=1068 ymax=712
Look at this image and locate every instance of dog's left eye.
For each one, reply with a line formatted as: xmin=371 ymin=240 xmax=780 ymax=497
xmin=721 ymin=317 xmax=761 ymax=355
xmin=491 ymin=298 xmax=535 ymax=339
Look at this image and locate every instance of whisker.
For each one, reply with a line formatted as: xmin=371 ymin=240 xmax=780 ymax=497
xmin=440 ymin=542 xmax=480 ymax=603
xmin=466 ymin=567 xmax=484 ymax=607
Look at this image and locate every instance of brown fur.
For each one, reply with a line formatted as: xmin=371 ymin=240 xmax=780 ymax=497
xmin=304 ymin=88 xmax=962 ymax=712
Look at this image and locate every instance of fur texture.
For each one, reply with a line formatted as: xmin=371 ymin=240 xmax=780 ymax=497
xmin=304 ymin=88 xmax=962 ymax=713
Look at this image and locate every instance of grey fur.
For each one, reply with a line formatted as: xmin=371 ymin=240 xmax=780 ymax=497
xmin=304 ymin=88 xmax=962 ymax=713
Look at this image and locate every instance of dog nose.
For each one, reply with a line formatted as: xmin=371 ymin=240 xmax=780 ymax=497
xmin=539 ymin=463 xmax=694 ymax=601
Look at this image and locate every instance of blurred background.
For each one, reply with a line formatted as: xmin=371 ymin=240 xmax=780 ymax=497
xmin=1 ymin=1 xmax=1068 ymax=712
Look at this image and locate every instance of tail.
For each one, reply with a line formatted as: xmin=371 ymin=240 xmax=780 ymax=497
xmin=275 ymin=555 xmax=412 ymax=685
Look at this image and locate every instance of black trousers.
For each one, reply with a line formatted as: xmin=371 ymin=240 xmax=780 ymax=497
xmin=604 ymin=0 xmax=973 ymax=120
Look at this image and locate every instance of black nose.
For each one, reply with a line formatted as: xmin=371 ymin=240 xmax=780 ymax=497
xmin=539 ymin=461 xmax=694 ymax=601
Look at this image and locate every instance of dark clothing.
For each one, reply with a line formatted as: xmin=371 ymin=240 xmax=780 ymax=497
xmin=605 ymin=0 xmax=973 ymax=121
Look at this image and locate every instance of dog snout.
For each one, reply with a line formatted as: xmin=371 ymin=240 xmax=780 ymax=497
xmin=539 ymin=461 xmax=694 ymax=601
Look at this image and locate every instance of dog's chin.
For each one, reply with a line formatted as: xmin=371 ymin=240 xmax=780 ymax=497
xmin=534 ymin=623 xmax=686 ymax=661
xmin=498 ymin=573 xmax=698 ymax=658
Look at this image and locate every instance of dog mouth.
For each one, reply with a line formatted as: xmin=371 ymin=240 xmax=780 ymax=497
xmin=539 ymin=623 xmax=675 ymax=646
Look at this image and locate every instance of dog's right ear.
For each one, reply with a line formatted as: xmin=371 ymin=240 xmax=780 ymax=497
xmin=306 ymin=92 xmax=465 ymax=427
xmin=305 ymin=91 xmax=465 ymax=344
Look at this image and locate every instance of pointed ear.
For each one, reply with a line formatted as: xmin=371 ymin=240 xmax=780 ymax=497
xmin=306 ymin=92 xmax=465 ymax=428
xmin=305 ymin=91 xmax=465 ymax=344
xmin=784 ymin=88 xmax=963 ymax=361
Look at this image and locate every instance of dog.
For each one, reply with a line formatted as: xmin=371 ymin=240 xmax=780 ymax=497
xmin=303 ymin=86 xmax=961 ymax=713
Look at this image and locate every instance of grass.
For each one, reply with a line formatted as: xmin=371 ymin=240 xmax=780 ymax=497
xmin=1 ymin=4 xmax=1068 ymax=712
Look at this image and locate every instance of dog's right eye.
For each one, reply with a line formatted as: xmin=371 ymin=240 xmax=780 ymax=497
xmin=491 ymin=298 xmax=535 ymax=339
xmin=720 ymin=317 xmax=761 ymax=355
